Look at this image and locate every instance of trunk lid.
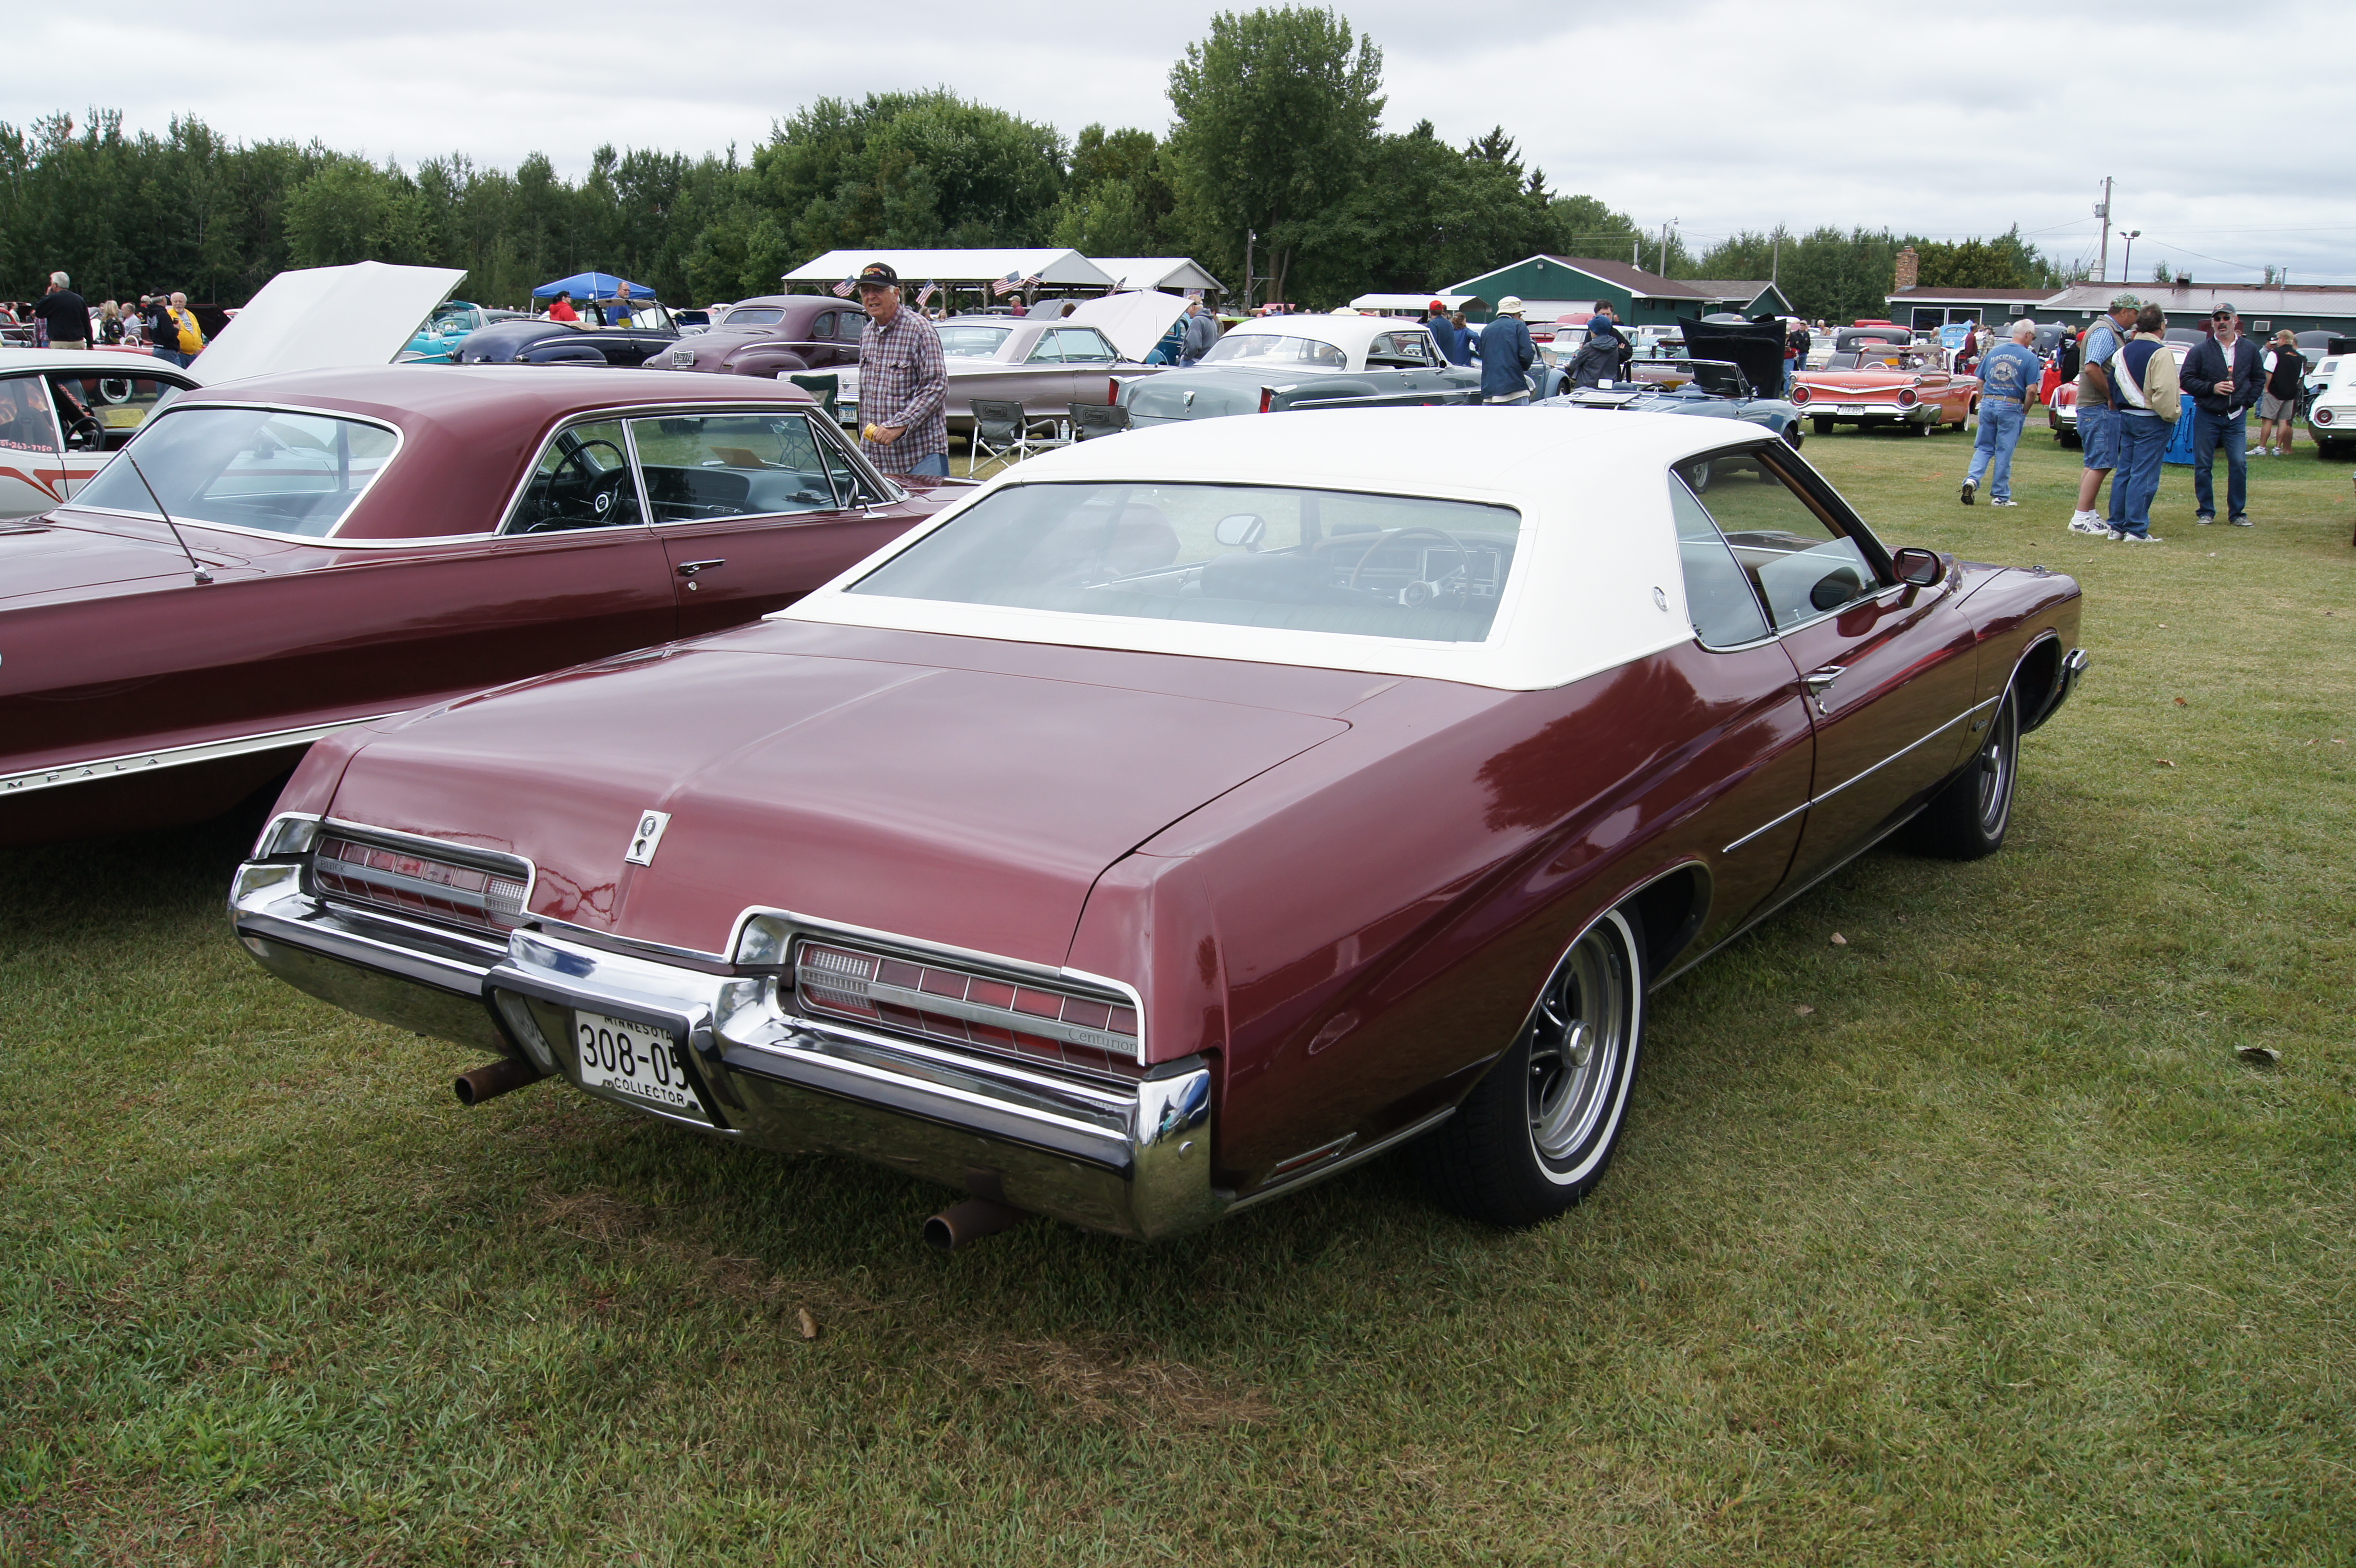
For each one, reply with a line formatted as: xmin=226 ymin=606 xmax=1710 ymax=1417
xmin=326 ymin=638 xmax=1351 ymax=965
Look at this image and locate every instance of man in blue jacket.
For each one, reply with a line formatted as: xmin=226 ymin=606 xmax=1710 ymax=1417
xmin=2179 ymin=303 xmax=2263 ymax=525
xmin=1423 ymin=300 xmax=1458 ymax=363
xmin=1479 ymin=297 xmax=1536 ymax=404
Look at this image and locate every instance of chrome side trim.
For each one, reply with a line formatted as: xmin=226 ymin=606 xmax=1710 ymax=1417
xmin=1226 ymin=1106 xmax=1456 ymax=1211
xmin=4 ymin=714 xmax=399 ymax=797
xmin=1720 ymin=695 xmax=1998 ymax=855
xmin=1660 ymin=803 xmax=1929 ymax=989
xmin=54 ymin=502 xmax=497 ymax=551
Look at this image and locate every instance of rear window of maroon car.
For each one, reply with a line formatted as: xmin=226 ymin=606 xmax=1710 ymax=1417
xmin=73 ymin=406 xmax=398 ymax=537
xmin=848 ymin=481 xmax=1520 ymax=642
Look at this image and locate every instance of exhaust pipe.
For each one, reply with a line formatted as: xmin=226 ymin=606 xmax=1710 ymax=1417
xmin=924 ymin=1198 xmax=1026 ymax=1252
xmin=453 ymin=1057 xmax=543 ymax=1106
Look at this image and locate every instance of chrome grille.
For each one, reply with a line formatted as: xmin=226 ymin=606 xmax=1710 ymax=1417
xmin=313 ymin=833 xmax=528 ymax=934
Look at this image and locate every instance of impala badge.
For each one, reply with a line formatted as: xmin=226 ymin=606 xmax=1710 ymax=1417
xmin=624 ymin=809 xmax=671 ymax=867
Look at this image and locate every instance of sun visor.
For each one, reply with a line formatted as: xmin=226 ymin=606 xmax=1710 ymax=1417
xmin=190 ymin=261 xmax=466 ymax=386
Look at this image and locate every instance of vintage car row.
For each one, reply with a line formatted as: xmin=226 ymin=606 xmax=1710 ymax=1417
xmin=1 ymin=261 xmax=470 ymax=519
xmin=402 ymin=300 xmax=530 ymax=364
xmin=2304 ymin=355 xmax=2356 ymax=458
xmin=2 ymin=363 xmax=959 ymax=847
xmin=231 ymin=408 xmax=2088 ymax=1244
xmin=1122 ymin=315 xmax=1485 ymax=425
xmin=1791 ymin=355 xmax=1981 ymax=435
xmin=456 ymin=306 xmax=683 ymax=369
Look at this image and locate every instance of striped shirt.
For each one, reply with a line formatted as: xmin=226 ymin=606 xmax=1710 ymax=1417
xmin=855 ymin=304 xmax=947 ymax=472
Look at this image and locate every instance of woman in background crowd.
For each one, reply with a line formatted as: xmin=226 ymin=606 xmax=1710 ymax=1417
xmin=2257 ymin=330 xmax=2305 ymax=457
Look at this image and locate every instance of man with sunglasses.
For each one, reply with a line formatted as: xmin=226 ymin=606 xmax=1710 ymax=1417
xmin=2180 ymin=303 xmax=2263 ymax=526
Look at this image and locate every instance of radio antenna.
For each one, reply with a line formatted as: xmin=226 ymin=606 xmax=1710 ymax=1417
xmin=122 ymin=453 xmax=212 ymax=585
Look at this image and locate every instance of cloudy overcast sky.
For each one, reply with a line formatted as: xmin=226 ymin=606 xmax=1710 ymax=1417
xmin=15 ymin=0 xmax=2355 ymax=286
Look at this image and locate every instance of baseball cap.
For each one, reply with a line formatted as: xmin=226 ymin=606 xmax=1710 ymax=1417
xmin=1428 ymin=299 xmax=1446 ymax=312
xmin=2212 ymin=301 xmax=2237 ymax=318
xmin=2108 ymin=292 xmax=2141 ymax=310
xmin=854 ymin=262 xmax=900 ymax=289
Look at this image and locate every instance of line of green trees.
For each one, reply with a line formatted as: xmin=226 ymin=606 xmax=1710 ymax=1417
xmin=0 ymin=7 xmax=2068 ymax=322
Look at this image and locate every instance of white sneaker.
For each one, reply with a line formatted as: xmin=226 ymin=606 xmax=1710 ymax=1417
xmin=2068 ymin=512 xmax=2108 ymax=534
xmin=2116 ymin=531 xmax=2163 ymax=544
xmin=1991 ymin=498 xmax=2019 ymax=508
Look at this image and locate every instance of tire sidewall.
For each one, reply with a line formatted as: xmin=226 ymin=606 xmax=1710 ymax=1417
xmin=1511 ymin=908 xmax=1646 ymax=1209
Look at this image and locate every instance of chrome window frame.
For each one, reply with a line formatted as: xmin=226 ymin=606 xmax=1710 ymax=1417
xmin=624 ymin=407 xmax=859 ymax=525
xmin=494 ymin=413 xmax=651 ymax=538
xmin=57 ymin=399 xmax=408 ymax=542
xmin=1679 ymin=438 xmax=1896 ymax=644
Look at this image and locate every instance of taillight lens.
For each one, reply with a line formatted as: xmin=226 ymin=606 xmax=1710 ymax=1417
xmin=313 ymin=835 xmax=527 ymax=932
xmin=1790 ymin=385 xmax=1811 ymax=405
xmin=794 ymin=939 xmax=1141 ymax=1071
xmin=1259 ymin=385 xmax=1274 ymax=414
xmin=1897 ymin=388 xmax=1918 ymax=407
xmin=2317 ymin=407 xmax=2334 ymax=425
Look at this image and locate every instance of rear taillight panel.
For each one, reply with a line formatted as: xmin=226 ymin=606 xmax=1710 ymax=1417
xmin=794 ymin=939 xmax=1142 ymax=1075
xmin=312 ymin=834 xmax=528 ymax=933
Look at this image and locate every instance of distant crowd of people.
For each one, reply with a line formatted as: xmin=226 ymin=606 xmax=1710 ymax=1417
xmin=6 ymin=270 xmax=209 ymax=364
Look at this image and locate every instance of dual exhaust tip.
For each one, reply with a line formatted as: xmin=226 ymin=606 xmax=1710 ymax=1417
xmin=453 ymin=1058 xmax=1032 ymax=1250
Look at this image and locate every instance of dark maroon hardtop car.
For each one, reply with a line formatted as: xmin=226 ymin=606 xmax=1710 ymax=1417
xmin=650 ymin=296 xmax=866 ymax=381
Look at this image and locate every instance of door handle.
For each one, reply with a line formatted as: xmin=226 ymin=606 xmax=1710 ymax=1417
xmin=1802 ymin=665 xmax=1847 ymax=716
xmin=675 ymin=559 xmax=725 ymax=578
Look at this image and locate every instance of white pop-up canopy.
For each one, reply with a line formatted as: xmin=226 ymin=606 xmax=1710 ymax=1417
xmin=782 ymin=249 xmax=1116 ymax=289
xmin=1347 ymin=292 xmax=1489 ymax=316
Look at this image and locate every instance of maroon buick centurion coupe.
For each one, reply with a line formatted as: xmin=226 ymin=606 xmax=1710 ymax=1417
xmin=232 ymin=409 xmax=2086 ymax=1243
xmin=2 ymin=365 xmax=958 ymax=845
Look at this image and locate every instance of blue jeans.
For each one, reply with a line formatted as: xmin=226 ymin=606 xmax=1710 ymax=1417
xmin=2191 ymin=406 xmax=2247 ymax=518
xmin=901 ymin=451 xmax=950 ymax=478
xmin=1965 ymin=398 xmax=2025 ymax=500
xmin=2107 ymin=415 xmax=2170 ymax=535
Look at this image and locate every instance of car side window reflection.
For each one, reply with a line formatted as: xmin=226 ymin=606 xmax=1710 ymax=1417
xmin=1668 ymin=476 xmax=1771 ymax=648
xmin=502 ymin=419 xmax=643 ymax=534
xmin=1681 ymin=452 xmax=1878 ymax=632
xmin=628 ymin=413 xmax=842 ymax=522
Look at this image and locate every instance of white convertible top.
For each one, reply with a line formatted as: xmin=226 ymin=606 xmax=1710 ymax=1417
xmin=780 ymin=408 xmax=1775 ymax=692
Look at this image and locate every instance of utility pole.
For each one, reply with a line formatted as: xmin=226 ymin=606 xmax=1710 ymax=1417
xmin=2094 ymin=177 xmax=2113 ymax=282
xmin=1657 ymin=218 xmax=1676 ymax=278
xmin=1243 ymin=229 xmax=1255 ymax=313
xmin=1772 ymin=230 xmax=1781 ymax=285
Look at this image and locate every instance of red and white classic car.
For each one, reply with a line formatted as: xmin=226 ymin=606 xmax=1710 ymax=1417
xmin=3 ymin=364 xmax=957 ymax=845
xmin=232 ymin=410 xmax=2087 ymax=1243
xmin=1791 ymin=356 xmax=1983 ymax=436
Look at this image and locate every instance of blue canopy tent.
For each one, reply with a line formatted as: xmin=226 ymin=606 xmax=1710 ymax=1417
xmin=533 ymin=271 xmax=656 ymax=303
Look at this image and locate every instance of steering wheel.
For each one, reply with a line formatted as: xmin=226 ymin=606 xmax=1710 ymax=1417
xmin=63 ymin=413 xmax=106 ymax=451
xmin=516 ymin=438 xmax=632 ymax=532
xmin=1341 ymin=525 xmax=1470 ymax=594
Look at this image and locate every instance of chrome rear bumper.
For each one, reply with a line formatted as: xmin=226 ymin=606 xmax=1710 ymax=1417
xmin=230 ymin=867 xmax=1221 ymax=1239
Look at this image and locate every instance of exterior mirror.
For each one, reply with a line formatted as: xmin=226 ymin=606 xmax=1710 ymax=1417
xmin=1892 ymin=546 xmax=1943 ymax=587
xmin=1214 ymin=514 xmax=1266 ymax=550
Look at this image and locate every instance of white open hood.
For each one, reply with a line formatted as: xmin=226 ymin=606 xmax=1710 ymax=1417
xmin=190 ymin=261 xmax=466 ymax=386
xmin=1064 ymin=291 xmax=1194 ymax=363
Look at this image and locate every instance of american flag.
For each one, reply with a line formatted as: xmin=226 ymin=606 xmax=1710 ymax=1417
xmin=832 ymin=278 xmax=855 ymax=298
xmin=990 ymin=271 xmax=1022 ymax=298
xmin=916 ymin=280 xmax=937 ymax=308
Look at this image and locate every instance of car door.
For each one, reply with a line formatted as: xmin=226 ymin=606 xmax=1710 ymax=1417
xmin=1689 ymin=445 xmax=1981 ymax=892
xmin=1054 ymin=327 xmax=1121 ymax=407
xmin=0 ymin=371 xmax=71 ymax=516
xmin=635 ymin=409 xmax=919 ymax=639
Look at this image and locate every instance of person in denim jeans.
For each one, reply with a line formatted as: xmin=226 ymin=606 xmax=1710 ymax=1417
xmin=2180 ymin=303 xmax=2262 ymax=525
xmin=2105 ymin=305 xmax=2182 ymax=541
xmin=2069 ymin=295 xmax=2142 ymax=534
xmin=1961 ymin=319 xmax=2041 ymax=507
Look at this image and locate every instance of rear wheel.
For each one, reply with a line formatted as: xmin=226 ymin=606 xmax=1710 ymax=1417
xmin=1419 ymin=909 xmax=1645 ymax=1227
xmin=1906 ymin=687 xmax=2018 ymax=859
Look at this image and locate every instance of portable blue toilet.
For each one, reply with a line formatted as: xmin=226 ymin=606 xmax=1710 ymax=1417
xmin=2164 ymin=407 xmax=2199 ymax=464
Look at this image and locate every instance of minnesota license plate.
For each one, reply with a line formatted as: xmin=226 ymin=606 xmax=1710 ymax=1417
xmin=1839 ymin=404 xmax=1867 ymax=415
xmin=571 ymin=1010 xmax=710 ymax=1124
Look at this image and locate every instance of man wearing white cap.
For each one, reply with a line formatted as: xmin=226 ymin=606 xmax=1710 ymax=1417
xmin=1478 ymin=297 xmax=1536 ymax=405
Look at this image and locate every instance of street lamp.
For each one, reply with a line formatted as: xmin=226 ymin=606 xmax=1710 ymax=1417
xmin=2118 ymin=229 xmax=2142 ymax=284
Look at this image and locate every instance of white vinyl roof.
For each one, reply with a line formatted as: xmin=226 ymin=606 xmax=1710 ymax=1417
xmin=782 ymin=249 xmax=1114 ymax=288
xmin=0 ymin=346 xmax=198 ymax=379
xmin=778 ymin=408 xmax=1757 ymax=692
xmin=1095 ymin=257 xmax=1227 ymax=293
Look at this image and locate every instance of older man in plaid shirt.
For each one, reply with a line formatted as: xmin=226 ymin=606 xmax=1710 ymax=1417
xmin=850 ymin=262 xmax=949 ymax=477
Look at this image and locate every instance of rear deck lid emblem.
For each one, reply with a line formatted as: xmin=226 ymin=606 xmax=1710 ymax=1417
xmin=624 ymin=809 xmax=671 ymax=867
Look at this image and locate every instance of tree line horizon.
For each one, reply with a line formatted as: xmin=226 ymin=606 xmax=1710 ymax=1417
xmin=1 ymin=8 xmax=2069 ymax=325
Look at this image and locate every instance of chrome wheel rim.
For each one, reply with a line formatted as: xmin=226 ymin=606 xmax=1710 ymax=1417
xmin=1526 ymin=921 xmax=1630 ymax=1163
xmin=1976 ymin=696 xmax=2017 ymax=836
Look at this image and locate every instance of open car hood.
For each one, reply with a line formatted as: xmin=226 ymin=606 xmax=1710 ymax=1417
xmin=1676 ymin=318 xmax=1786 ymax=399
xmin=190 ymin=262 xmax=466 ymax=387
xmin=1065 ymin=291 xmax=1194 ymax=362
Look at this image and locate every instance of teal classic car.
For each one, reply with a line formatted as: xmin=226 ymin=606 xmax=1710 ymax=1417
xmin=1120 ymin=315 xmax=1485 ymax=425
xmin=401 ymin=301 xmax=527 ymax=364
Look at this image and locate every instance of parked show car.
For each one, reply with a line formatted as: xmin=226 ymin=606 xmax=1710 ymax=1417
xmin=456 ymin=309 xmax=682 ymax=368
xmin=2046 ymin=340 xmax=2192 ymax=447
xmin=402 ymin=301 xmax=529 ymax=364
xmin=650 ymin=296 xmax=865 ymax=383
xmin=231 ymin=409 xmax=2087 ymax=1243
xmin=1123 ymin=315 xmax=1485 ymax=426
xmin=929 ymin=310 xmax=1173 ymax=432
xmin=1791 ymin=356 xmax=1981 ymax=435
xmin=2304 ymin=355 xmax=2356 ymax=458
xmin=1541 ymin=360 xmax=1805 ymax=451
xmin=3 ymin=367 xmax=959 ymax=846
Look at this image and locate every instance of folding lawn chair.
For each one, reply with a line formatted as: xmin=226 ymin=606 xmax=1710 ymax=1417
xmin=968 ymin=399 xmax=1033 ymax=476
xmin=1068 ymin=402 xmax=1130 ymax=441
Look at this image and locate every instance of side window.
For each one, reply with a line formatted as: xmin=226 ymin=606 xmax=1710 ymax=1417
xmin=50 ymin=374 xmax=183 ymax=450
xmin=1669 ymin=476 xmax=1771 ymax=648
xmin=627 ymin=413 xmax=842 ymax=522
xmin=1057 ymin=328 xmax=1115 ymax=363
xmin=816 ymin=421 xmax=888 ymax=508
xmin=812 ymin=313 xmax=835 ymax=340
xmin=0 ymin=375 xmax=61 ymax=454
xmin=1024 ymin=332 xmax=1063 ymax=364
xmin=1686 ymin=452 xmax=1878 ymax=631
xmin=502 ymin=419 xmax=643 ymax=534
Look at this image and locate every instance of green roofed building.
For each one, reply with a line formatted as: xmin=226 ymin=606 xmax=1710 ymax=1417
xmin=1442 ymin=256 xmax=1793 ymax=326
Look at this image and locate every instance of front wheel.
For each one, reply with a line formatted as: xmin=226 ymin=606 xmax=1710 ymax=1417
xmin=1418 ymin=908 xmax=1645 ymax=1227
xmin=1906 ymin=687 xmax=2018 ymax=859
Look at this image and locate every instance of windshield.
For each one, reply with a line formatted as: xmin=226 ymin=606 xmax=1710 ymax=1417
xmin=937 ymin=325 xmax=1013 ymax=359
xmin=72 ymin=406 xmax=399 ymax=537
xmin=1200 ymin=333 xmax=1349 ymax=369
xmin=848 ymin=481 xmax=1517 ymax=643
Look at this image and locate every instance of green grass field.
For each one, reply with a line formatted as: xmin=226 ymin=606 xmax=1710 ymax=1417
xmin=4 ymin=423 xmax=2351 ymax=1565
